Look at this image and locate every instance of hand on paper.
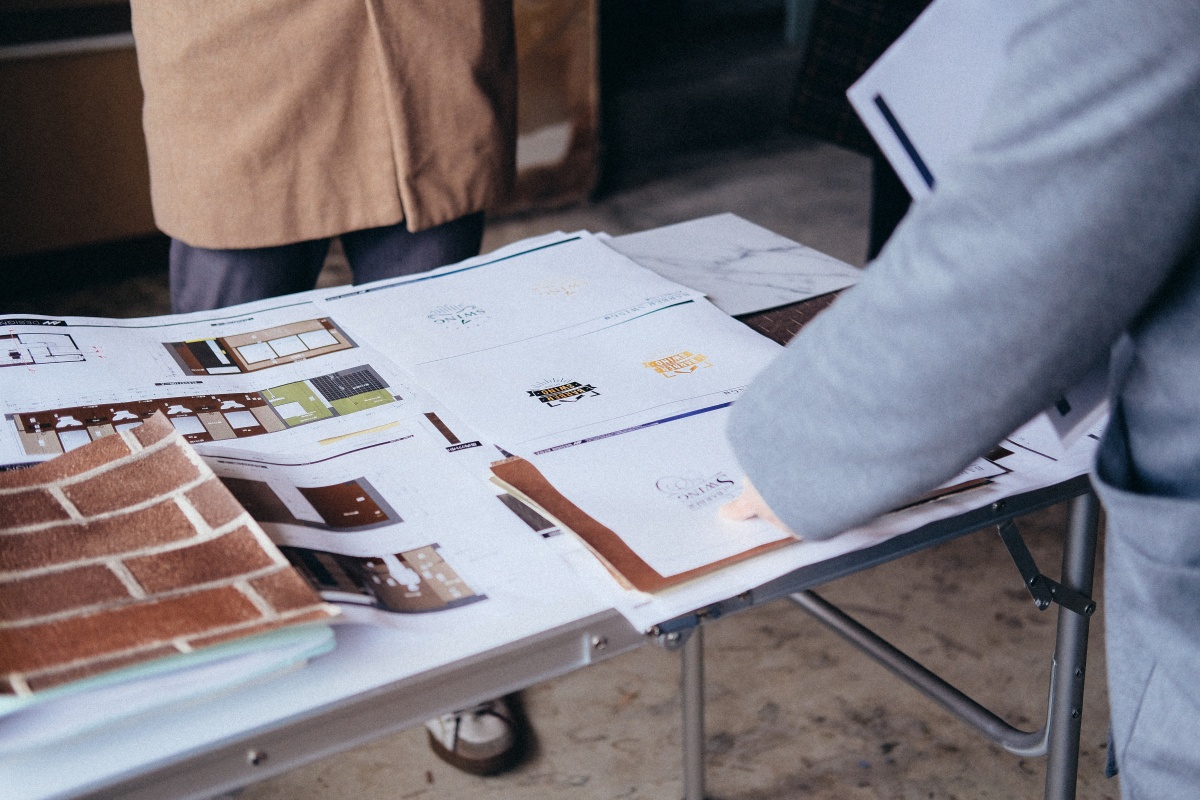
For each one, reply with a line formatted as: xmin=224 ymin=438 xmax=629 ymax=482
xmin=719 ymin=477 xmax=795 ymax=535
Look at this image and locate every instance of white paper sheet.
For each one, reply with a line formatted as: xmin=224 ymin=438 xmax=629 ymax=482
xmin=846 ymin=0 xmax=1019 ymax=199
xmin=0 ymin=626 xmax=334 ymax=753
xmin=202 ymin=412 xmax=608 ymax=638
xmin=0 ymin=298 xmax=433 ymax=465
xmin=522 ymin=403 xmax=793 ymax=577
xmin=318 ymin=231 xmax=704 ymax=369
xmin=603 ymin=425 xmax=1096 ymax=632
xmin=414 ymin=298 xmax=781 ymax=452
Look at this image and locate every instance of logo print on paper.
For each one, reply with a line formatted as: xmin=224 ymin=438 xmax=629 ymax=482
xmin=532 ymin=278 xmax=587 ymax=297
xmin=427 ymin=303 xmax=487 ymax=327
xmin=656 ymin=472 xmax=737 ymax=511
xmin=642 ymin=350 xmax=712 ymax=377
xmin=527 ymin=378 xmax=599 ymax=407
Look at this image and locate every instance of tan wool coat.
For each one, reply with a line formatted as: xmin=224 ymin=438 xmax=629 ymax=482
xmin=129 ymin=0 xmax=517 ymax=250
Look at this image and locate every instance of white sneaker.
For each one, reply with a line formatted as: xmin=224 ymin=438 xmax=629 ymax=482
xmin=424 ymin=695 xmax=523 ymax=775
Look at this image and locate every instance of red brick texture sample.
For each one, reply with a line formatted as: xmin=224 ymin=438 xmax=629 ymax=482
xmin=0 ymin=429 xmax=132 ymax=489
xmin=0 ymin=412 xmax=336 ymax=695
xmin=0 ymin=586 xmax=263 ymax=674
xmin=251 ymin=568 xmax=330 ymax=614
xmin=0 ymin=500 xmax=197 ymax=572
xmin=61 ymin=442 xmax=201 ymax=516
xmin=124 ymin=527 xmax=277 ymax=594
xmin=0 ymin=487 xmax=72 ymax=528
xmin=184 ymin=478 xmax=246 ymax=529
xmin=0 ymin=565 xmax=129 ymax=622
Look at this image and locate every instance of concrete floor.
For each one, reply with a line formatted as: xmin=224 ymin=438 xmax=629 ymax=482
xmin=9 ymin=135 xmax=1116 ymax=799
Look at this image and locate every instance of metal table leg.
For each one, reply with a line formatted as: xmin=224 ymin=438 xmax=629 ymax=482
xmin=789 ymin=493 xmax=1101 ymax=799
xmin=1044 ymin=492 xmax=1100 ymax=800
xmin=681 ymin=625 xmax=706 ymax=800
xmin=673 ymin=492 xmax=1099 ymax=799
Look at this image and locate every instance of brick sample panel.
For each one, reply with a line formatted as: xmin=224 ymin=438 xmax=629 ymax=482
xmin=0 ymin=413 xmax=336 ymax=696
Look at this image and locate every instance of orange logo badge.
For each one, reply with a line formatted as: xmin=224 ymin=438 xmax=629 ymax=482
xmin=643 ymin=351 xmax=711 ymax=377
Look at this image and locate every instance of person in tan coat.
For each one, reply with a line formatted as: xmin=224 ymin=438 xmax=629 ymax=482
xmin=129 ymin=0 xmax=517 ymax=312
xmin=129 ymin=0 xmax=527 ymax=774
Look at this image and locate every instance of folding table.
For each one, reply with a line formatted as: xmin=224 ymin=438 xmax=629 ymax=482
xmin=2 ymin=268 xmax=1100 ymax=800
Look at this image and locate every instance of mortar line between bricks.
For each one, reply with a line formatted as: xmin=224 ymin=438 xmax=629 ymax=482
xmin=0 ymin=427 xmax=178 ymax=497
xmin=6 ymin=672 xmax=32 ymax=697
xmin=45 ymin=483 xmax=83 ymax=521
xmin=0 ymin=563 xmax=291 ymax=630
xmin=174 ymin=491 xmax=216 ymax=537
xmin=105 ymin=560 xmax=148 ymax=600
xmin=238 ymin=513 xmax=291 ymax=568
xmin=1 ymin=473 xmax=214 ymax=538
xmin=0 ymin=505 xmax=254 ymax=581
xmin=233 ymin=579 xmax=279 ymax=620
xmin=117 ymin=426 xmax=146 ymax=454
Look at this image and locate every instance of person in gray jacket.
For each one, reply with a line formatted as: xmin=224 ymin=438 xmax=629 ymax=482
xmin=722 ymin=0 xmax=1200 ymax=795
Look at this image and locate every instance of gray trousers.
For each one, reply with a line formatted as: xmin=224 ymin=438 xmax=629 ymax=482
xmin=169 ymin=213 xmax=485 ymax=313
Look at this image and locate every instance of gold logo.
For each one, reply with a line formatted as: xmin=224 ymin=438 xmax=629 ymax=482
xmin=643 ymin=351 xmax=711 ymax=377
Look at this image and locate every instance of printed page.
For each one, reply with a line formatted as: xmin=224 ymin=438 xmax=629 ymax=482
xmin=201 ymin=417 xmax=609 ymax=646
xmin=508 ymin=403 xmax=794 ymax=580
xmin=0 ymin=296 xmax=432 ymax=465
xmin=846 ymin=0 xmax=1019 ymax=198
xmin=316 ymin=231 xmax=705 ymax=369
xmin=414 ymin=298 xmax=782 ymax=454
xmin=592 ymin=424 xmax=1097 ymax=631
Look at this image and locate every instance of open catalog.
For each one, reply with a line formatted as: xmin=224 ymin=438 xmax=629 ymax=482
xmin=0 ymin=216 xmax=1101 ymax=735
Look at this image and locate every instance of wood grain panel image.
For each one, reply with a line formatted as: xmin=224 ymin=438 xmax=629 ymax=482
xmin=222 ymin=476 xmax=397 ymax=532
xmin=7 ymin=365 xmax=396 ymax=457
xmin=280 ymin=545 xmax=484 ymax=614
xmin=165 ymin=318 xmax=355 ymax=376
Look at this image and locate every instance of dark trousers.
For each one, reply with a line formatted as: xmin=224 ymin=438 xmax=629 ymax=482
xmin=169 ymin=213 xmax=485 ymax=313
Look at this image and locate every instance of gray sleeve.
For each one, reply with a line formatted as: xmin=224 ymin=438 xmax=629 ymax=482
xmin=727 ymin=0 xmax=1200 ymax=540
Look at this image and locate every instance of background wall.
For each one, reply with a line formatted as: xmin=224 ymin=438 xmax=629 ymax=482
xmin=0 ymin=1 xmax=151 ymax=259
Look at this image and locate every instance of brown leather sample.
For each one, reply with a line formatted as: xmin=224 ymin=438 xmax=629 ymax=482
xmin=0 ymin=412 xmax=336 ymax=696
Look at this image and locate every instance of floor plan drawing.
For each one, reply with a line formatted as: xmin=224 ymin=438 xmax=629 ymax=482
xmin=165 ymin=318 xmax=356 ymax=376
xmin=1 ymin=332 xmax=85 ymax=368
